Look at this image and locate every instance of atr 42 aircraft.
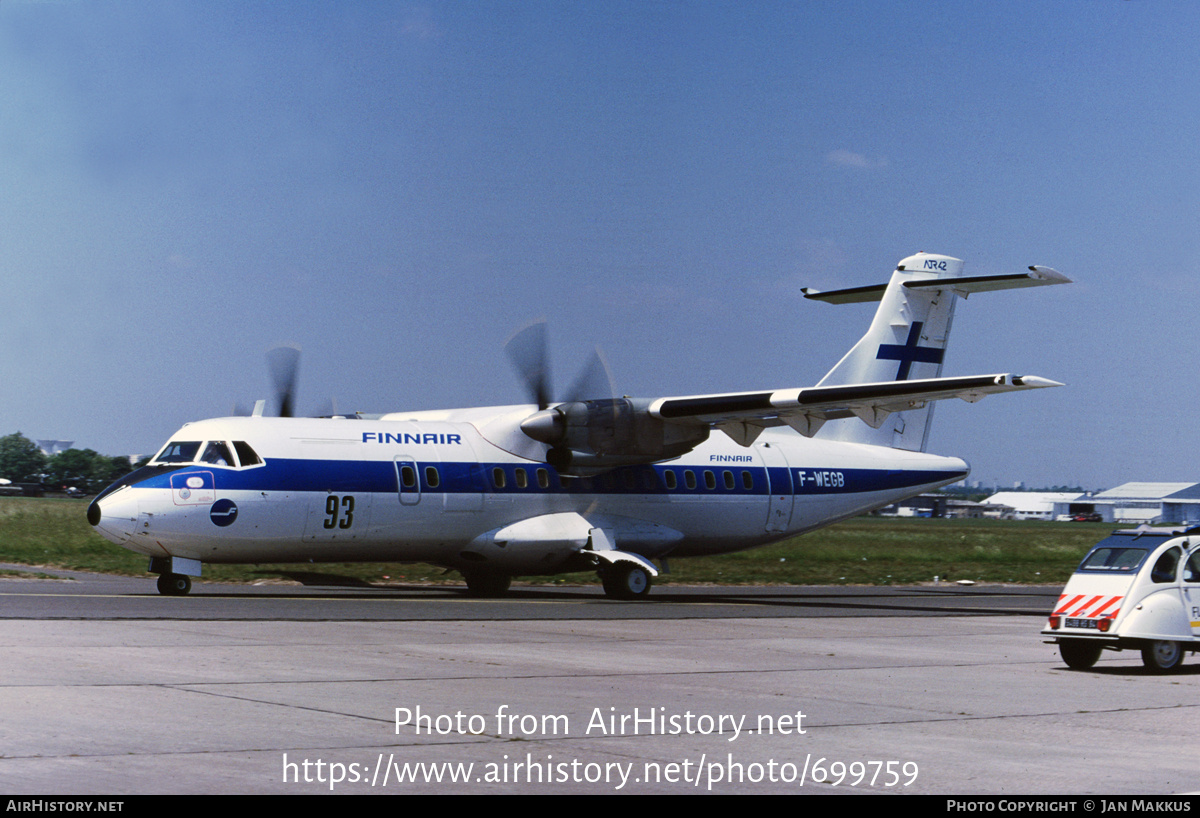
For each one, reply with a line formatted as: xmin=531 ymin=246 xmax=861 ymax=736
xmin=88 ymin=252 xmax=1069 ymax=599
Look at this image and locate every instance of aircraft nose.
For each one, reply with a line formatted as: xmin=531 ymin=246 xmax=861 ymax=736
xmin=88 ymin=464 xmax=175 ymax=544
xmin=87 ymin=486 xmax=140 ymax=545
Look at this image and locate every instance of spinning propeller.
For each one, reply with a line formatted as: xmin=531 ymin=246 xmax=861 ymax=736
xmin=232 ymin=345 xmax=341 ymax=418
xmin=267 ymin=345 xmax=301 ymax=418
xmin=504 ymin=321 xmax=707 ymax=474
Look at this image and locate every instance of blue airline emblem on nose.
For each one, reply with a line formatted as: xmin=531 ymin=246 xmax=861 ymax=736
xmin=876 ymin=321 xmax=944 ymax=380
xmin=210 ymin=499 xmax=239 ymax=527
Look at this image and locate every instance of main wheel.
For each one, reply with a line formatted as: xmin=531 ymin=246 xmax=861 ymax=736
xmin=1141 ymin=640 xmax=1184 ymax=673
xmin=1059 ymin=639 xmax=1102 ymax=670
xmin=156 ymin=573 xmax=191 ymax=596
xmin=600 ymin=564 xmax=651 ymax=600
xmin=462 ymin=572 xmax=512 ymax=598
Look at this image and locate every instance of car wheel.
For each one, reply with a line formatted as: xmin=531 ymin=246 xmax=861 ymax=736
xmin=1059 ymin=639 xmax=1102 ymax=670
xmin=1141 ymin=640 xmax=1184 ymax=673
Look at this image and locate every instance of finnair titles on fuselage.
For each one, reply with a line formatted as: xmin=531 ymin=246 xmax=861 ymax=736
xmin=362 ymin=432 xmax=464 ymax=446
xmin=88 ymin=253 xmax=1069 ymax=598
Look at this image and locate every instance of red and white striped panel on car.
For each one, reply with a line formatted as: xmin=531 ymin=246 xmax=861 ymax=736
xmin=1053 ymin=594 xmax=1123 ymax=618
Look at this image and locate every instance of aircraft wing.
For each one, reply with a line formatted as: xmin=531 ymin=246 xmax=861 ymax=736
xmin=647 ymin=373 xmax=1062 ymax=446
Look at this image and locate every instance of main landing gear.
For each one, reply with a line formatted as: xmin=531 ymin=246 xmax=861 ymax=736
xmin=459 ymin=565 xmax=654 ymax=599
xmin=462 ymin=572 xmax=513 ymax=598
xmin=599 ymin=564 xmax=652 ymax=600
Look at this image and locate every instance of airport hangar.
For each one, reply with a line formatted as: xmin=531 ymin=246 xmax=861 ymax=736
xmin=986 ymin=482 xmax=1200 ymax=524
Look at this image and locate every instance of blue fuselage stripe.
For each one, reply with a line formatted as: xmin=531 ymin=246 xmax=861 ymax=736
xmin=124 ymin=459 xmax=964 ymax=497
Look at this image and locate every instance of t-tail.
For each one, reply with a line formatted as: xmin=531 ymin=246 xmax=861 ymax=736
xmin=802 ymin=252 xmax=1070 ymax=451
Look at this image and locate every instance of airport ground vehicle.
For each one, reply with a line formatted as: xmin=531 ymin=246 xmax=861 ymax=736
xmin=1043 ymin=527 xmax=1200 ymax=671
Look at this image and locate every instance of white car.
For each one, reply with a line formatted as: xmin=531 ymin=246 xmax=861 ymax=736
xmin=1043 ymin=527 xmax=1200 ymax=671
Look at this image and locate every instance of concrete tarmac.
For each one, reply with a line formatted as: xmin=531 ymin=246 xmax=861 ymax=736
xmin=2 ymin=572 xmax=1198 ymax=795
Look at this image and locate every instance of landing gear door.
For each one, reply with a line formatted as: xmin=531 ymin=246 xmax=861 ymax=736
xmin=755 ymin=441 xmax=793 ymax=533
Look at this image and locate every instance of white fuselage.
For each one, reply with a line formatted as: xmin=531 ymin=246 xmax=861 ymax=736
xmin=90 ymin=409 xmax=968 ymax=574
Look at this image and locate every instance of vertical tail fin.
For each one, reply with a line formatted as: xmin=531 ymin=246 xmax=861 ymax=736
xmin=803 ymin=252 xmax=1068 ymax=451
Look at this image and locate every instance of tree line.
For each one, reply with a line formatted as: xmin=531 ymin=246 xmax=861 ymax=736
xmin=0 ymin=432 xmax=138 ymax=494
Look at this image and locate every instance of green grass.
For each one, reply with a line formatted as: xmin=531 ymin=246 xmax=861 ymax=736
xmin=658 ymin=517 xmax=1109 ymax=586
xmin=0 ymin=496 xmax=1114 ymax=587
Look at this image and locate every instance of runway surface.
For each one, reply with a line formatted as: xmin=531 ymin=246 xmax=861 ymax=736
xmin=3 ymin=568 xmax=1198 ymax=795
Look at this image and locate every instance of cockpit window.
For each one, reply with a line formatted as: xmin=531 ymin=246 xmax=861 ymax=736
xmin=154 ymin=441 xmax=202 ymax=463
xmin=152 ymin=439 xmax=264 ymax=468
xmin=200 ymin=441 xmax=235 ymax=466
xmin=233 ymin=441 xmax=262 ymax=467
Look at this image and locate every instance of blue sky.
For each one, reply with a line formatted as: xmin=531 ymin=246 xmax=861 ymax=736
xmin=1 ymin=1 xmax=1196 ymax=490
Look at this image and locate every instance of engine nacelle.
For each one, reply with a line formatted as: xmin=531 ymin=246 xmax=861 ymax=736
xmin=520 ymin=398 xmax=709 ymax=474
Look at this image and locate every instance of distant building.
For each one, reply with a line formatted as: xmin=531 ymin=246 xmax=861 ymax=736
xmin=983 ymin=491 xmax=1086 ymax=521
xmin=36 ymin=440 xmax=74 ymax=456
xmin=1088 ymin=482 xmax=1200 ymax=525
xmin=877 ymin=494 xmax=1016 ymax=519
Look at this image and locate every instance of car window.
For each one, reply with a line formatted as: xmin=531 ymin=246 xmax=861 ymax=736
xmin=1150 ymin=546 xmax=1182 ymax=584
xmin=1183 ymin=550 xmax=1200 ymax=584
xmin=1078 ymin=546 xmax=1150 ymax=573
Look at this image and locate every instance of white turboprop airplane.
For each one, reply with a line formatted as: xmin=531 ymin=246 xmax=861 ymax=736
xmin=88 ymin=252 xmax=1069 ymax=599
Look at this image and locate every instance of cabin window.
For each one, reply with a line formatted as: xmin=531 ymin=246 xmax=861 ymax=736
xmin=664 ymin=470 xmax=677 ymax=490
xmin=723 ymin=470 xmax=735 ymax=490
xmin=742 ymin=470 xmax=754 ymax=490
xmin=424 ymin=466 xmax=440 ymax=489
xmin=400 ymin=465 xmax=417 ymax=489
xmin=684 ymin=470 xmax=696 ymax=490
xmin=515 ymin=468 xmax=528 ymax=489
xmin=492 ymin=467 xmax=506 ymax=489
xmin=704 ymin=470 xmax=717 ymax=490
xmin=537 ymin=468 xmax=550 ymax=489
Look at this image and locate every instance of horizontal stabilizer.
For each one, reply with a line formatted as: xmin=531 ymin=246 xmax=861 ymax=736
xmin=802 ymin=266 xmax=1070 ymax=304
xmin=649 ymin=373 xmax=1062 ymax=444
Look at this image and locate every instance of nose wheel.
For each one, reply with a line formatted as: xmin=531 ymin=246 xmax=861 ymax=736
xmin=156 ymin=573 xmax=192 ymax=596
